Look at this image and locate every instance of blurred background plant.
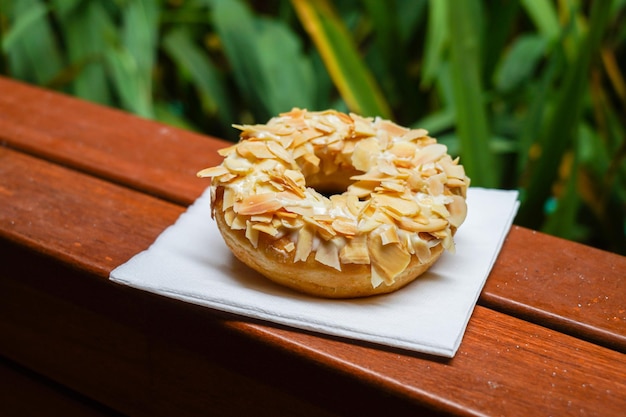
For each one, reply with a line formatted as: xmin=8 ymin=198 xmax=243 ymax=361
xmin=1 ymin=0 xmax=625 ymax=254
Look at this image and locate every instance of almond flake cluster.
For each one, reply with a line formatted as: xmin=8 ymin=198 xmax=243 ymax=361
xmin=198 ymin=108 xmax=470 ymax=288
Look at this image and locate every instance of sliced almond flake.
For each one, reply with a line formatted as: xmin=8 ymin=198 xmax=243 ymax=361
xmin=217 ymin=173 xmax=238 ymax=184
xmin=231 ymin=214 xmax=247 ymax=231
xmin=231 ymin=123 xmax=247 ymax=131
xmin=346 ymin=194 xmax=364 ymax=217
xmin=380 ymin=181 xmax=405 ymax=193
xmin=303 ymin=152 xmax=321 ymax=167
xmin=401 ymin=128 xmax=429 ymax=142
xmin=350 ymin=169 xmax=386 ymax=182
xmin=237 ymin=141 xmax=275 ymax=159
xmin=427 ymin=173 xmax=446 ymax=195
xmin=447 ymin=194 xmax=468 ymax=228
xmin=315 ymin=240 xmax=341 ymax=271
xmin=267 ymin=140 xmax=295 ymax=165
xmin=431 ymin=202 xmax=450 ymax=219
xmin=393 ymin=159 xmax=415 ymax=169
xmin=271 ymin=216 xmax=283 ymax=228
xmin=197 ymin=165 xmax=229 ymax=178
xmin=370 ymin=265 xmax=385 ymax=288
xmin=245 ymin=221 xmax=260 ymax=248
xmin=234 ymin=193 xmax=282 ymax=215
xmin=406 ymin=170 xmax=426 ymax=191
xmin=252 ymin=222 xmax=280 ymax=237
xmin=268 ymin=180 xmax=285 ymax=192
xmin=293 ymin=128 xmax=323 ymax=147
xmin=374 ymin=194 xmax=420 ymax=216
xmin=312 ymin=213 xmax=334 ymax=222
xmin=255 ymin=158 xmax=280 ymax=173
xmin=377 ymin=120 xmax=409 ymax=138
xmin=269 ymin=172 xmax=305 ymax=198
xmin=311 ymin=120 xmax=335 ymax=134
xmin=269 ymin=124 xmax=296 ymax=136
xmin=331 ymin=218 xmax=357 ymax=235
xmin=341 ymin=140 xmax=357 ymax=155
xmin=224 ymin=208 xmax=236 ymax=227
xmin=292 ymin=144 xmax=310 ymax=160
xmin=442 ymin=232 xmax=456 ymax=253
xmin=413 ymin=143 xmax=448 ymax=166
xmin=347 ymin=181 xmax=376 ymax=199
xmin=351 ymin=137 xmax=379 ymax=171
xmin=378 ymin=206 xmax=402 ymax=222
xmin=303 ymin=216 xmax=336 ymax=240
xmin=279 ymin=108 xmax=306 ymax=118
xmin=376 ymin=130 xmax=391 ymax=150
xmin=389 ymin=141 xmax=417 ymax=159
xmin=397 ymin=217 xmax=448 ymax=233
xmin=280 ymin=216 xmax=304 ymax=229
xmin=283 ymin=204 xmax=315 ymax=217
xmin=217 ymin=144 xmax=238 ymax=157
xmin=284 ymin=241 xmax=296 ymax=252
xmin=411 ymin=237 xmax=432 ymax=264
xmin=222 ymin=187 xmax=238 ymax=210
xmin=326 ymin=138 xmax=344 ymax=151
xmin=441 ymin=158 xmax=466 ymax=179
xmin=284 ymin=169 xmax=306 ymax=187
xmin=351 ymin=115 xmax=376 ymax=137
xmin=340 ymin=234 xmax=370 ymax=264
xmin=446 ymin=178 xmax=467 ymax=188
xmin=250 ymin=213 xmax=274 ymax=223
xmin=224 ymin=156 xmax=253 ymax=174
xmin=335 ymin=111 xmax=354 ymax=125
xmin=368 ymin=233 xmax=411 ymax=283
xmin=378 ymin=158 xmax=399 ymax=176
xmin=379 ymin=224 xmax=400 ymax=245
xmin=294 ymin=225 xmax=314 ymax=262
xmin=357 ymin=214 xmax=384 ymax=234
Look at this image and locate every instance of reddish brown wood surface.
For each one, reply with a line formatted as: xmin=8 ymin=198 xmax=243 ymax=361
xmin=483 ymin=226 xmax=626 ymax=352
xmin=2 ymin=76 xmax=624 ymax=353
xmin=1 ymin=77 xmax=626 ymax=416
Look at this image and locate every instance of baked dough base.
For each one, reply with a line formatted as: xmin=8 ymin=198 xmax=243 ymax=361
xmin=214 ymin=197 xmax=444 ymax=298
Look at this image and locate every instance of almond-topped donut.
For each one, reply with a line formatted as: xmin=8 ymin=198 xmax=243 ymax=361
xmin=198 ymin=108 xmax=470 ymax=298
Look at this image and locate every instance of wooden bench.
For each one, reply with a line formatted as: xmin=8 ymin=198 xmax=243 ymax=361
xmin=1 ymin=76 xmax=625 ymax=416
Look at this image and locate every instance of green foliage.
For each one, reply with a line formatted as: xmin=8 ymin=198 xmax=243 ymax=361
xmin=1 ymin=0 xmax=625 ymax=254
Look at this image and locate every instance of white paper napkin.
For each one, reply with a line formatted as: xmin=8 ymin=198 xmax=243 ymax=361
xmin=110 ymin=187 xmax=519 ymax=357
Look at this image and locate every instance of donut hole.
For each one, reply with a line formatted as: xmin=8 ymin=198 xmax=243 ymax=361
xmin=303 ymin=167 xmax=362 ymax=199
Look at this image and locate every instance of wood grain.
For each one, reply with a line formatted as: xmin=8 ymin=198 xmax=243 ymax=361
xmin=1 ymin=76 xmax=624 ymax=351
xmin=1 ymin=145 xmax=625 ymax=416
xmin=2 ymin=76 xmax=626 ymax=416
xmin=483 ymin=226 xmax=626 ymax=352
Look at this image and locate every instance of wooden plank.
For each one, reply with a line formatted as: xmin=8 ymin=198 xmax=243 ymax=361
xmin=1 ymin=147 xmax=626 ymax=416
xmin=0 ymin=146 xmax=183 ymax=276
xmin=483 ymin=226 xmax=626 ymax=352
xmin=0 ymin=76 xmax=215 ymax=206
xmin=1 ymin=76 xmax=624 ymax=351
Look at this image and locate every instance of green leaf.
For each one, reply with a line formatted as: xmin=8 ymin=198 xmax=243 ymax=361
xmin=162 ymin=27 xmax=234 ymax=126
xmin=4 ymin=0 xmax=64 ymax=85
xmin=421 ymin=0 xmax=448 ymax=87
xmin=516 ymin=0 xmax=614 ymax=229
xmin=494 ymin=34 xmax=547 ymax=93
xmin=213 ymin=0 xmax=316 ymax=121
xmin=291 ymin=0 xmax=391 ymax=119
xmin=541 ymin=156 xmax=584 ymax=242
xmin=1 ymin=1 xmax=49 ymax=53
xmin=51 ymin=1 xmax=115 ymax=104
xmin=105 ymin=44 xmax=148 ymax=116
xmin=520 ymin=0 xmax=560 ymax=43
xmin=446 ymin=0 xmax=497 ymax=187
xmin=118 ymin=0 xmax=160 ymax=117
